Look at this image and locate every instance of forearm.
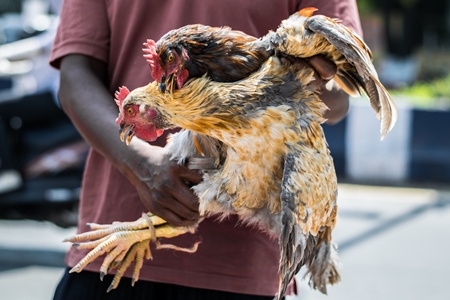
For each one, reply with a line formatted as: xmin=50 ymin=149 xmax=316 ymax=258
xmin=58 ymin=54 xmax=152 ymax=177
xmin=58 ymin=54 xmax=201 ymax=224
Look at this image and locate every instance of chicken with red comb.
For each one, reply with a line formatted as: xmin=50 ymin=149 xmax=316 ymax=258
xmin=144 ymin=7 xmax=396 ymax=138
xmin=114 ymin=85 xmax=164 ymax=144
xmin=62 ymin=8 xmax=397 ymax=300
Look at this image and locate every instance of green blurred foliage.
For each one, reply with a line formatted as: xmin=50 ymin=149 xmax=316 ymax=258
xmin=357 ymin=0 xmax=422 ymax=14
xmin=357 ymin=0 xmax=379 ymax=15
xmin=390 ymin=74 xmax=450 ymax=107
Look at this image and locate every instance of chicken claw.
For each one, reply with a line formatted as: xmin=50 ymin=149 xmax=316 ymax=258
xmin=64 ymin=213 xmax=199 ymax=291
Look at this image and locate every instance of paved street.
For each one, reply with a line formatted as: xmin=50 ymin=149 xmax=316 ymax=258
xmin=1 ymin=183 xmax=450 ymax=300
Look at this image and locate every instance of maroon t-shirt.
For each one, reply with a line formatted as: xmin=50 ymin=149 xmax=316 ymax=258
xmin=50 ymin=0 xmax=361 ymax=296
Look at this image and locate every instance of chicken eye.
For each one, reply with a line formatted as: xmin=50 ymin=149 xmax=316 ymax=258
xmin=126 ymin=107 xmax=135 ymax=116
xmin=167 ymin=53 xmax=174 ymax=63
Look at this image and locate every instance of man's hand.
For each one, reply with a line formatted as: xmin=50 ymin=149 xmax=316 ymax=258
xmin=308 ymin=55 xmax=337 ymax=81
xmin=126 ymin=139 xmax=202 ymax=226
xmin=296 ymin=55 xmax=349 ymax=124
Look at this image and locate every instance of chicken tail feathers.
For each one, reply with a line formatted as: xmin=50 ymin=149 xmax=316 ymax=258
xmin=277 ymin=208 xmax=307 ymax=300
xmin=304 ymin=227 xmax=341 ymax=294
xmin=277 ymin=214 xmax=341 ymax=298
xmin=277 ymin=148 xmax=309 ymax=300
xmin=277 ymin=140 xmax=341 ymax=299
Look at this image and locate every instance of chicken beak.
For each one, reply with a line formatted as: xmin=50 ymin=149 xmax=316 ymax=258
xmin=158 ymin=76 xmax=167 ymax=93
xmin=159 ymin=74 xmax=177 ymax=94
xmin=169 ymin=73 xmax=176 ymax=93
xmin=119 ymin=124 xmax=135 ymax=145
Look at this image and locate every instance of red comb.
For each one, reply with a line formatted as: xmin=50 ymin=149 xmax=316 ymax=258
xmin=114 ymin=86 xmax=130 ymax=107
xmin=114 ymin=86 xmax=130 ymax=125
xmin=143 ymin=39 xmax=163 ymax=81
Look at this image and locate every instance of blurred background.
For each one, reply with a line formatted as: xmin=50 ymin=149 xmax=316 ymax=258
xmin=0 ymin=0 xmax=449 ymax=299
xmin=358 ymin=0 xmax=450 ymax=106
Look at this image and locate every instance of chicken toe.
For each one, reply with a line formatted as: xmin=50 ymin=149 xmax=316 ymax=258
xmin=64 ymin=213 xmax=199 ymax=291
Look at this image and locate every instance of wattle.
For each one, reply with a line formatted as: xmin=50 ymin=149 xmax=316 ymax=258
xmin=136 ymin=124 xmax=164 ymax=142
xmin=176 ymin=69 xmax=190 ymax=89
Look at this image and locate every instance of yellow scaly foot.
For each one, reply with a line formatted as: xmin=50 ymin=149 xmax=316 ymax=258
xmin=64 ymin=213 xmax=199 ymax=292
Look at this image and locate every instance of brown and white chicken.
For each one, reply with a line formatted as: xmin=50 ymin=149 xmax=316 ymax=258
xmin=145 ymin=8 xmax=396 ymax=137
xmin=64 ymin=8 xmax=397 ymax=299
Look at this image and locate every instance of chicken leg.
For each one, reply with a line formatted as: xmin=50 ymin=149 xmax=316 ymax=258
xmin=64 ymin=213 xmax=199 ymax=292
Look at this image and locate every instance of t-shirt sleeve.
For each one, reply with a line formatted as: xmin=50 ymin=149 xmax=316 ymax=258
xmin=299 ymin=0 xmax=363 ymax=37
xmin=50 ymin=0 xmax=110 ymax=69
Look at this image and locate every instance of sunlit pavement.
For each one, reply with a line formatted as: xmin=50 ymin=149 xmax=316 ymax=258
xmin=289 ymin=184 xmax=450 ymax=300
xmin=0 ymin=219 xmax=74 ymax=300
xmin=1 ymin=184 xmax=449 ymax=300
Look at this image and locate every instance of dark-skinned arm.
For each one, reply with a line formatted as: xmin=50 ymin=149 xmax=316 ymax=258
xmin=58 ymin=54 xmax=202 ymax=226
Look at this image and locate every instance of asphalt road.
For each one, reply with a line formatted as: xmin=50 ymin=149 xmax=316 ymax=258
xmin=1 ymin=183 xmax=449 ymax=300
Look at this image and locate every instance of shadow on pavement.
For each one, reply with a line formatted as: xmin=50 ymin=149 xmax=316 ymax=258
xmin=0 ymin=247 xmax=65 ymax=272
xmin=339 ymin=192 xmax=450 ymax=251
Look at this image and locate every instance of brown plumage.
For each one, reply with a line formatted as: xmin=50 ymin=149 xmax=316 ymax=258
xmin=63 ymin=8 xmax=397 ymax=299
xmin=146 ymin=7 xmax=396 ymax=137
xmin=118 ymin=58 xmax=339 ymax=298
xmin=147 ymin=25 xmax=271 ymax=88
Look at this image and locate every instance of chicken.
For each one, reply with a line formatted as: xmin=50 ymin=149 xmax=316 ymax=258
xmin=145 ymin=7 xmax=396 ymax=137
xmin=63 ymin=8 xmax=397 ymax=299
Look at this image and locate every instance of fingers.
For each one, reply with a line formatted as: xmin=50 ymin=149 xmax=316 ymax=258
xmin=156 ymin=164 xmax=202 ymax=224
xmin=308 ymin=55 xmax=337 ymax=81
xmin=130 ymin=144 xmax=203 ymax=226
xmin=169 ymin=182 xmax=200 ymax=214
xmin=179 ymin=167 xmax=203 ymax=185
xmin=284 ymin=55 xmax=336 ymax=92
xmin=155 ymin=208 xmax=196 ymax=226
xmin=156 ymin=194 xmax=199 ymax=226
xmin=137 ymin=183 xmax=199 ymax=226
xmin=140 ymin=165 xmax=201 ymax=226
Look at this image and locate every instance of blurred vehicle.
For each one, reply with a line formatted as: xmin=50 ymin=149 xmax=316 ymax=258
xmin=0 ymin=91 xmax=87 ymax=228
xmin=0 ymin=3 xmax=85 ymax=228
